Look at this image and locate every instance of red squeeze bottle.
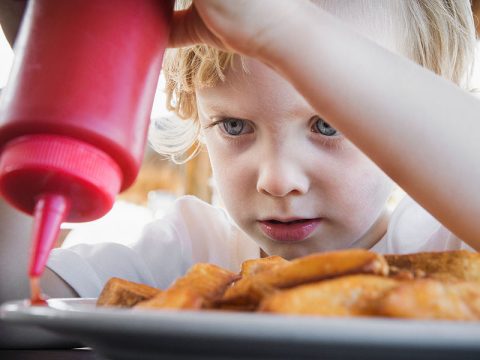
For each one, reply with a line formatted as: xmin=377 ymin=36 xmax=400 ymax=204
xmin=0 ymin=0 xmax=174 ymax=302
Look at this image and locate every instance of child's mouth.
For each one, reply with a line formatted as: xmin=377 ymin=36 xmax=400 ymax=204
xmin=258 ymin=218 xmax=322 ymax=243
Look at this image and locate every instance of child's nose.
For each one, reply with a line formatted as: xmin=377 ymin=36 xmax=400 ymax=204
xmin=256 ymin=159 xmax=309 ymax=197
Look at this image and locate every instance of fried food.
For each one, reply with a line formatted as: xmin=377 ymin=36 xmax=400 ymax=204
xmin=135 ymin=288 xmax=203 ymax=310
xmin=219 ymin=249 xmax=388 ymax=310
xmin=96 ymin=277 xmax=161 ymax=308
xmin=260 ymin=275 xmax=398 ymax=316
xmin=213 ymin=256 xmax=289 ymax=311
xmin=97 ymin=249 xmax=480 ymax=322
xmin=378 ymin=279 xmax=480 ymax=321
xmin=240 ymin=256 xmax=290 ymax=277
xmin=385 ymin=250 xmax=480 ymax=282
xmin=135 ymin=263 xmax=238 ymax=310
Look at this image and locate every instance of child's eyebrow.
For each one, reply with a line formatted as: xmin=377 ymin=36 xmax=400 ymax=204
xmin=200 ymin=100 xmax=254 ymax=118
xmin=198 ymin=105 xmax=229 ymax=121
xmin=199 ymin=102 xmax=229 ymax=114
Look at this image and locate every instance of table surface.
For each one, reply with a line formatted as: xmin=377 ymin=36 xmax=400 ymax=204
xmin=0 ymin=349 xmax=102 ymax=360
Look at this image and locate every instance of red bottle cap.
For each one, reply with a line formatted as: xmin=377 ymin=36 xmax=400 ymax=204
xmin=0 ymin=134 xmax=123 ymax=276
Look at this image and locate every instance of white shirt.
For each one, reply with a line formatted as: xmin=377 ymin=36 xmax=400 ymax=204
xmin=47 ymin=195 xmax=474 ymax=298
xmin=371 ymin=195 xmax=475 ymax=253
xmin=47 ymin=196 xmax=259 ymax=297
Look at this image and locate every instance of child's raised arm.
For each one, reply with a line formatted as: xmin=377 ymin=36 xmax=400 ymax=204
xmin=170 ymin=0 xmax=480 ymax=250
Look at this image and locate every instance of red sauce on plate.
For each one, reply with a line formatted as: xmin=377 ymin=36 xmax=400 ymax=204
xmin=30 ymin=276 xmax=47 ymax=306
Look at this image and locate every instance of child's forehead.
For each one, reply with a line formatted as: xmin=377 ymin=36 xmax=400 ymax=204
xmin=201 ymin=57 xmax=290 ymax=96
xmin=197 ymin=58 xmax=313 ymax=118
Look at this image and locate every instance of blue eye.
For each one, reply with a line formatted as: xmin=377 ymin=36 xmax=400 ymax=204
xmin=221 ymin=118 xmax=249 ymax=136
xmin=312 ymin=116 xmax=338 ymax=136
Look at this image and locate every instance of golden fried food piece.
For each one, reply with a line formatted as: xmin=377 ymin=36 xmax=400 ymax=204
xmin=259 ymin=275 xmax=398 ymax=316
xmin=220 ymin=249 xmax=389 ymax=309
xmin=135 ymin=288 xmax=203 ymax=310
xmin=240 ymin=256 xmax=290 ymax=277
xmin=135 ymin=263 xmax=238 ymax=310
xmin=378 ymin=279 xmax=480 ymax=321
xmin=385 ymin=251 xmax=480 ymax=282
xmin=97 ymin=277 xmax=161 ymax=308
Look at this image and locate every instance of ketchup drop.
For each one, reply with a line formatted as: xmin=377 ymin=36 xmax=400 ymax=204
xmin=29 ymin=276 xmax=47 ymax=306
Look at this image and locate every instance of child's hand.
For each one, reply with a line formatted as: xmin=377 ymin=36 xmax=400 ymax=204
xmin=168 ymin=0 xmax=309 ymax=58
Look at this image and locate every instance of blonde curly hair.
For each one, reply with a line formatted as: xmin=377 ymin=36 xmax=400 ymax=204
xmin=149 ymin=0 xmax=476 ymax=163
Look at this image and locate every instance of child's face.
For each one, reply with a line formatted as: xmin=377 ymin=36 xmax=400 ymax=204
xmin=197 ymin=58 xmax=394 ymax=259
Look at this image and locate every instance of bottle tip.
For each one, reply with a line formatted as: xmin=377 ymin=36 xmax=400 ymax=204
xmin=28 ymin=194 xmax=70 ymax=278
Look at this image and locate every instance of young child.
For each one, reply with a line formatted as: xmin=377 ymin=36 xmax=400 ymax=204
xmin=42 ymin=0 xmax=480 ymax=298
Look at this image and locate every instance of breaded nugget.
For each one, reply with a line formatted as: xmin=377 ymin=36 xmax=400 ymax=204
xmin=240 ymin=256 xmax=290 ymax=277
xmin=97 ymin=277 xmax=161 ymax=308
xmin=259 ymin=275 xmax=398 ymax=316
xmin=135 ymin=288 xmax=203 ymax=310
xmin=135 ymin=263 xmax=238 ymax=310
xmin=378 ymin=279 xmax=480 ymax=321
xmin=220 ymin=249 xmax=389 ymax=309
xmin=385 ymin=250 xmax=480 ymax=282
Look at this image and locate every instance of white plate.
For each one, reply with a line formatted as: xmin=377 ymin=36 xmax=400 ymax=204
xmin=2 ymin=298 xmax=480 ymax=360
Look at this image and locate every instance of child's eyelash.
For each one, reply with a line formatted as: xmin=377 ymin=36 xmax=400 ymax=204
xmin=203 ymin=119 xmax=252 ymax=146
xmin=308 ymin=116 xmax=345 ymax=151
xmin=203 ymin=119 xmax=244 ymax=131
xmin=202 ymin=120 xmax=223 ymax=130
xmin=205 ymin=118 xmax=254 ymax=137
xmin=316 ymin=136 xmax=345 ymax=151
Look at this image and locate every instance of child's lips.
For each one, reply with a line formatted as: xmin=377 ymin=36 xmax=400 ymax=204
xmin=258 ymin=218 xmax=322 ymax=243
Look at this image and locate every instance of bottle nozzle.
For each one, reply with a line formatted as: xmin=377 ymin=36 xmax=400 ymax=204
xmin=29 ymin=194 xmax=70 ymax=277
xmin=0 ymin=134 xmax=121 ymax=293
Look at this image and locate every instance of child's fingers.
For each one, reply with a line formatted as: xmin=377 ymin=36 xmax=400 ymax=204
xmin=168 ymin=7 xmax=226 ymax=50
xmin=168 ymin=8 xmax=202 ymax=48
